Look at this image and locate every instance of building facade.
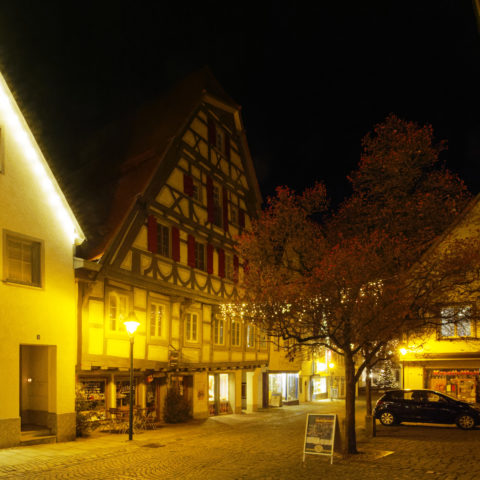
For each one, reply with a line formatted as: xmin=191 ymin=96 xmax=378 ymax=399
xmin=0 ymin=71 xmax=85 ymax=447
xmin=74 ymin=69 xmax=269 ymax=421
xmin=402 ymin=196 xmax=480 ymax=403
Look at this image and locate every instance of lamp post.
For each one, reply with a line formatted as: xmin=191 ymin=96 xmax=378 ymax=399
xmin=124 ymin=313 xmax=140 ymax=441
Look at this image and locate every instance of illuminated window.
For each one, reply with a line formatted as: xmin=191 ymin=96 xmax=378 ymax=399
xmin=246 ymin=324 xmax=255 ymax=348
xmin=150 ymin=302 xmax=165 ymax=339
xmin=195 ymin=242 xmax=206 ymax=271
xmin=108 ymin=291 xmax=128 ymax=332
xmin=213 ymin=316 xmax=225 ymax=345
xmin=156 ymin=224 xmax=169 ymax=257
xmin=185 ymin=312 xmax=198 ymax=342
xmin=225 ymin=254 xmax=234 ymax=281
xmin=4 ymin=233 xmax=41 ymax=287
xmin=231 ymin=320 xmax=241 ymax=346
xmin=440 ymin=306 xmax=474 ymax=338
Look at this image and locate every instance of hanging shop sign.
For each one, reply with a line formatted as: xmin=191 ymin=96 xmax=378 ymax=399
xmin=432 ymin=370 xmax=479 ymax=376
xmin=303 ymin=414 xmax=337 ymax=465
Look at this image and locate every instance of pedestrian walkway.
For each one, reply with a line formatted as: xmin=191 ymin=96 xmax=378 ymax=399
xmin=0 ymin=401 xmax=478 ymax=479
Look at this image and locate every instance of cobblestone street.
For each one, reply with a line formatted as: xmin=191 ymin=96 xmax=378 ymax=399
xmin=0 ymin=401 xmax=479 ymax=479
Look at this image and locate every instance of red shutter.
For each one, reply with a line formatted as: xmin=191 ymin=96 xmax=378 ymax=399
xmin=207 ymin=243 xmax=214 ymax=274
xmin=208 ymin=118 xmax=216 ymax=145
xmin=233 ymin=255 xmax=239 ymax=283
xmin=222 ymin=188 xmax=229 ymax=232
xmin=171 ymin=227 xmax=180 ymax=261
xmin=239 ymin=210 xmax=245 ymax=230
xmin=147 ymin=215 xmax=157 ymax=253
xmin=207 ymin=176 xmax=214 ymax=223
xmin=187 ymin=235 xmax=196 ymax=268
xmin=218 ymin=248 xmax=225 ymax=278
xmin=225 ymin=135 xmax=231 ymax=160
xmin=183 ymin=173 xmax=194 ymax=197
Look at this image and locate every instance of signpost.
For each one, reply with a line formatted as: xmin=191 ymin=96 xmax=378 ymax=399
xmin=303 ymin=414 xmax=336 ymax=464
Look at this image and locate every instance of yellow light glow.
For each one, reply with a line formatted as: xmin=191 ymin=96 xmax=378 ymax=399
xmin=399 ymin=347 xmax=407 ymax=356
xmin=328 ymin=362 xmax=335 ymax=369
xmin=124 ymin=320 xmax=140 ymax=335
xmin=316 ymin=362 xmax=327 ymax=372
xmin=0 ymin=71 xmax=85 ymax=245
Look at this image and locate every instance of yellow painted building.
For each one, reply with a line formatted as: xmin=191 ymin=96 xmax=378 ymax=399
xmin=0 ymin=71 xmax=85 ymax=447
xmin=402 ymin=195 xmax=480 ymax=403
xmin=74 ymin=69 xmax=270 ymax=420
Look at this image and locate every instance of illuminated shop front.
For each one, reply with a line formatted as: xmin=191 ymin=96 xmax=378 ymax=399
xmin=426 ymin=369 xmax=479 ymax=403
xmin=208 ymin=373 xmax=232 ymax=415
xmin=269 ymin=373 xmax=299 ymax=405
xmin=311 ymin=376 xmax=328 ymax=400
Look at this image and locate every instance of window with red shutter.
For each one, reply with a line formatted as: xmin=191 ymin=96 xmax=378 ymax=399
xmin=207 ymin=244 xmax=214 ymax=274
xmin=187 ymin=235 xmax=196 ymax=268
xmin=147 ymin=215 xmax=158 ymax=253
xmin=171 ymin=227 xmax=180 ymax=261
xmin=218 ymin=248 xmax=225 ymax=278
xmin=183 ymin=173 xmax=194 ymax=197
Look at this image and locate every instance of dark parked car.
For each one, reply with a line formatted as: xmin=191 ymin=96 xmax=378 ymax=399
xmin=374 ymin=389 xmax=480 ymax=430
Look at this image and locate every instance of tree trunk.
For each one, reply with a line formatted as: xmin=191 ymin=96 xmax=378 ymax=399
xmin=344 ymin=353 xmax=358 ymax=454
xmin=365 ymin=365 xmax=372 ymax=416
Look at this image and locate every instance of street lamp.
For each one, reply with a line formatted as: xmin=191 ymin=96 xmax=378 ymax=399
xmin=124 ymin=313 xmax=140 ymax=441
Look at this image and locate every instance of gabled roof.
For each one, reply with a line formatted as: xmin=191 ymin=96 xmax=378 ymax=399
xmin=0 ymin=70 xmax=85 ymax=245
xmin=74 ymin=67 xmax=261 ymax=260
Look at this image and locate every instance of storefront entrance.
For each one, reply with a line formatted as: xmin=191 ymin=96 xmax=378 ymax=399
xmin=208 ymin=373 xmax=232 ymax=415
xmin=427 ymin=369 xmax=479 ymax=403
xmin=269 ymin=373 xmax=299 ymax=405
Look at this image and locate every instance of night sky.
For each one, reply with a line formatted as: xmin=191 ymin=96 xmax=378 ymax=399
xmin=1 ymin=1 xmax=479 ymax=206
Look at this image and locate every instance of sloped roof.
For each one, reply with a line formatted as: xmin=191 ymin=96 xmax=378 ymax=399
xmin=73 ymin=67 xmax=260 ymax=260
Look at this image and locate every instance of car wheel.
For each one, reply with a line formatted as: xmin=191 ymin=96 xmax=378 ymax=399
xmin=379 ymin=411 xmax=397 ymax=426
xmin=456 ymin=414 xmax=475 ymax=430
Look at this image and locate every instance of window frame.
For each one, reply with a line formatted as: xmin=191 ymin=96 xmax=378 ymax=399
xmin=231 ymin=319 xmax=241 ymax=347
xmin=148 ymin=299 xmax=169 ymax=343
xmin=246 ymin=324 xmax=256 ymax=349
xmin=212 ymin=185 xmax=223 ymax=228
xmin=194 ymin=241 xmax=206 ymax=271
xmin=107 ymin=289 xmax=130 ymax=334
xmin=213 ymin=315 xmax=225 ymax=346
xmin=438 ymin=304 xmax=476 ymax=339
xmin=156 ymin=223 xmax=170 ymax=258
xmin=3 ymin=230 xmax=43 ymax=288
xmin=185 ymin=311 xmax=200 ymax=343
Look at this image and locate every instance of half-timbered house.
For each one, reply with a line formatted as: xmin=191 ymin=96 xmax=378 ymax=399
xmin=74 ymin=68 xmax=268 ymax=420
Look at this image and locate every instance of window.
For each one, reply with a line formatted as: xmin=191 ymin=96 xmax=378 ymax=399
xmin=108 ymin=291 xmax=128 ymax=332
xmin=259 ymin=330 xmax=268 ymax=349
xmin=230 ymin=203 xmax=239 ymax=225
xmin=185 ymin=312 xmax=199 ymax=342
xmin=213 ymin=315 xmax=225 ymax=345
xmin=192 ymin=177 xmax=202 ymax=202
xmin=246 ymin=324 xmax=255 ymax=348
xmin=225 ymin=254 xmax=234 ymax=281
xmin=157 ymin=224 xmax=169 ymax=257
xmin=150 ymin=302 xmax=165 ymax=338
xmin=195 ymin=241 xmax=206 ymax=271
xmin=4 ymin=233 xmax=41 ymax=287
xmin=231 ymin=320 xmax=241 ymax=346
xmin=213 ymin=186 xmax=222 ymax=227
xmin=440 ymin=305 xmax=474 ymax=338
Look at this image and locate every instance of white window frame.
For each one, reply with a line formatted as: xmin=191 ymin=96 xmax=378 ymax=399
xmin=192 ymin=177 xmax=202 ymax=203
xmin=225 ymin=253 xmax=234 ymax=281
xmin=149 ymin=301 xmax=167 ymax=340
xmin=246 ymin=324 xmax=255 ymax=348
xmin=185 ymin=311 xmax=199 ymax=343
xmin=3 ymin=231 xmax=42 ymax=287
xmin=231 ymin=319 xmax=241 ymax=347
xmin=108 ymin=290 xmax=129 ymax=332
xmin=157 ymin=223 xmax=169 ymax=257
xmin=213 ymin=315 xmax=225 ymax=346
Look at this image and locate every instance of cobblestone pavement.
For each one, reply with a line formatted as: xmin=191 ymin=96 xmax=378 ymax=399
xmin=0 ymin=400 xmax=479 ymax=479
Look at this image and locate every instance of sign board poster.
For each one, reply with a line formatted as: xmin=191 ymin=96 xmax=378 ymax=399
xmin=303 ymin=414 xmax=336 ymax=464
